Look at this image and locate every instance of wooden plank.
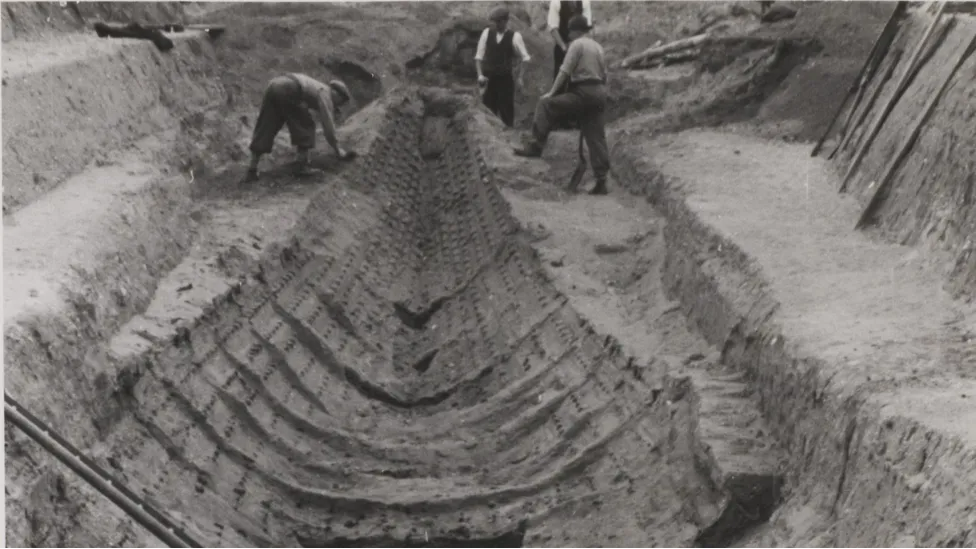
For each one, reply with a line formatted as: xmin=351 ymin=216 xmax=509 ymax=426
xmin=829 ymin=47 xmax=904 ymax=161
xmin=841 ymin=13 xmax=954 ymax=188
xmin=855 ymin=34 xmax=976 ymax=230
xmin=812 ymin=1 xmax=907 ymax=157
xmin=839 ymin=2 xmax=949 ymax=193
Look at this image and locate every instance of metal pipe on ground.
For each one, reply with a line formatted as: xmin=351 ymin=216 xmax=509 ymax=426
xmin=4 ymin=392 xmax=203 ymax=549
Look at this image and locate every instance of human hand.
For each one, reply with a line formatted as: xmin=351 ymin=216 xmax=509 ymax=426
xmin=541 ymin=91 xmax=553 ymax=100
xmin=477 ymin=75 xmax=488 ymax=87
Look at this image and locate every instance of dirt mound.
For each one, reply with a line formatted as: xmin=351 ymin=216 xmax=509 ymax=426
xmin=747 ymin=1 xmax=893 ymax=140
xmin=593 ymin=1 xmax=891 ymax=141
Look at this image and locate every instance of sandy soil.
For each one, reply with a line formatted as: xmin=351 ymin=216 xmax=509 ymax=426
xmin=8 ymin=1 xmax=963 ymax=547
xmin=643 ymin=129 xmax=975 ymax=415
xmin=619 ymin=128 xmax=976 ymax=547
xmin=30 ymin=95 xmax=735 ymax=547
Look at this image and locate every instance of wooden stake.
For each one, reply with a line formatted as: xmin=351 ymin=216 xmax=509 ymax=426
xmin=839 ymin=2 xmax=948 ymax=193
xmin=812 ymin=1 xmax=907 ymax=157
xmin=855 ymin=34 xmax=976 ymax=230
xmin=830 ymin=47 xmax=903 ymax=161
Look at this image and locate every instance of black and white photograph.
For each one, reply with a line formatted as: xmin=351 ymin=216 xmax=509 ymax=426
xmin=3 ymin=0 xmax=975 ymax=546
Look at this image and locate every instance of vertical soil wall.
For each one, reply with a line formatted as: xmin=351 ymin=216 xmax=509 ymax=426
xmin=2 ymin=31 xmax=224 ymax=212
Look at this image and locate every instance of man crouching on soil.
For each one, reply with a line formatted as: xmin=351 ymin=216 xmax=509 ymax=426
xmin=514 ymin=15 xmax=610 ymax=195
xmin=244 ymin=73 xmax=355 ymax=183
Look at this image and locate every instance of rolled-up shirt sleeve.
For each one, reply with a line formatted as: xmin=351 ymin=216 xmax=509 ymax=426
xmin=513 ymin=32 xmax=531 ymax=62
xmin=559 ymin=39 xmax=582 ymax=76
xmin=474 ymin=28 xmax=489 ymax=61
xmin=547 ymin=0 xmax=560 ymax=30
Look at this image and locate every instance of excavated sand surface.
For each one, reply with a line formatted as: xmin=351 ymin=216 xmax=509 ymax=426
xmin=2 ymin=30 xmax=222 ymax=212
xmin=618 ymin=129 xmax=976 ymax=547
xmin=33 ymin=96 xmax=730 ymax=547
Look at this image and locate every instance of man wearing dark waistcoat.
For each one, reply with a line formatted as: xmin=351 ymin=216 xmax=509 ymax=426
xmin=475 ymin=6 xmax=532 ymax=128
xmin=547 ymin=0 xmax=592 ymax=85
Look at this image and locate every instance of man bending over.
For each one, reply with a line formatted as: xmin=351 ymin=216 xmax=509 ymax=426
xmin=245 ymin=73 xmax=355 ymax=183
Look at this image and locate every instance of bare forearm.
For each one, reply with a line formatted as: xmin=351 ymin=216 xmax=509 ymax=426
xmin=550 ymin=28 xmax=566 ymax=50
xmin=319 ymin=115 xmax=340 ymax=152
xmin=515 ymin=60 xmax=525 ymax=82
xmin=476 ymin=60 xmax=484 ymax=79
xmin=550 ymin=71 xmax=568 ymax=95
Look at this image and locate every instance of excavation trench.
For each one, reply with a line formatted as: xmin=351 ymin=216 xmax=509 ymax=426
xmin=11 ymin=90 xmax=773 ymax=547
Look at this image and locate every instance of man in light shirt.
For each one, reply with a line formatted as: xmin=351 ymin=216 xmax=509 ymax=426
xmin=475 ymin=6 xmax=532 ymax=128
xmin=244 ymin=73 xmax=355 ymax=183
xmin=547 ymin=0 xmax=592 ymax=84
xmin=515 ymin=15 xmax=611 ymax=195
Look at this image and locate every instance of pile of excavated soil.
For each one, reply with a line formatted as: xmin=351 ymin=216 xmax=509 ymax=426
xmin=188 ymin=2 xmax=460 ymax=119
xmin=739 ymin=1 xmax=893 ymax=140
xmin=576 ymin=1 xmax=892 ymax=142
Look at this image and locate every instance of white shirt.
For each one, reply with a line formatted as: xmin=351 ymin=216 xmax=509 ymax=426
xmin=474 ymin=28 xmax=531 ymax=62
xmin=547 ymin=0 xmax=593 ymax=31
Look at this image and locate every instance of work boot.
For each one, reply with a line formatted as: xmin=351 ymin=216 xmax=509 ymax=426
xmin=513 ymin=141 xmax=544 ymax=158
xmin=293 ymin=164 xmax=324 ymax=178
xmin=292 ymin=150 xmax=323 ymax=177
xmin=243 ymin=167 xmax=259 ymax=184
xmin=589 ymin=179 xmax=609 ymax=196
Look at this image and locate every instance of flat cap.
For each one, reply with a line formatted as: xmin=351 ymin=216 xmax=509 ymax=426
xmin=568 ymin=14 xmax=591 ymax=32
xmin=328 ymin=79 xmax=352 ymax=102
xmin=489 ymin=5 xmax=509 ymax=21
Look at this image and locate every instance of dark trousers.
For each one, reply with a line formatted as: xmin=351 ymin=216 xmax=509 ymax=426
xmin=552 ymin=44 xmax=577 ymax=128
xmin=483 ymin=72 xmax=515 ymax=127
xmin=249 ymin=76 xmax=317 ymax=155
xmin=531 ymin=82 xmax=610 ymax=181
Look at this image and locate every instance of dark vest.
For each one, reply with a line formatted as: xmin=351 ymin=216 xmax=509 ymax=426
xmin=482 ymin=29 xmax=515 ymax=77
xmin=558 ymin=1 xmax=584 ymax=42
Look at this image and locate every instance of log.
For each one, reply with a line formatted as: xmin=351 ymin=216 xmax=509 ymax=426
xmin=632 ymin=49 xmax=702 ymax=69
xmin=619 ymin=34 xmax=710 ymax=68
xmin=855 ymin=34 xmax=976 ymax=230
